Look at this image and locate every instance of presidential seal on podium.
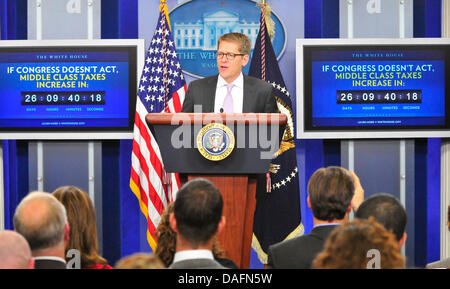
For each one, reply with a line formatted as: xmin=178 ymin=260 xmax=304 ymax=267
xmin=196 ymin=123 xmax=235 ymax=161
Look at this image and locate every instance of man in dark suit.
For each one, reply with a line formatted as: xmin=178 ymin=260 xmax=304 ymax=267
xmin=267 ymin=167 xmax=364 ymax=269
xmin=181 ymin=32 xmax=278 ymax=114
xmin=14 ymin=191 xmax=70 ymax=269
xmin=169 ymin=178 xmax=227 ymax=269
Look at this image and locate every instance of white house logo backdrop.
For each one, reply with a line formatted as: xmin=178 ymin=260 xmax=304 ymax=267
xmin=169 ymin=0 xmax=286 ymax=78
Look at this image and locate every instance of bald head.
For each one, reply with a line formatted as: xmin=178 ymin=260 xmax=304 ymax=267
xmin=13 ymin=192 xmax=68 ymax=253
xmin=0 ymin=230 xmax=34 ymax=269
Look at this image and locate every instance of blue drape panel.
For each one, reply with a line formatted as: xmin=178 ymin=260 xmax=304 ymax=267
xmin=101 ymin=0 xmax=142 ymax=265
xmin=300 ymin=0 xmax=340 ymax=234
xmin=413 ymin=0 xmax=442 ymax=265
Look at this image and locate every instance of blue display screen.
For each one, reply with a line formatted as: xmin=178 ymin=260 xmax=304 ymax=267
xmin=0 ymin=46 xmax=137 ymax=131
xmin=303 ymin=46 xmax=449 ymax=131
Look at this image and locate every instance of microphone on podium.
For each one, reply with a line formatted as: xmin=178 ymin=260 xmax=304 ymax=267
xmin=220 ymin=108 xmax=224 ymax=113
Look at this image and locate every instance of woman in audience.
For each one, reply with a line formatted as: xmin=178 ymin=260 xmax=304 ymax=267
xmin=313 ymin=217 xmax=405 ymax=269
xmin=155 ymin=202 xmax=238 ymax=268
xmin=53 ymin=185 xmax=112 ymax=269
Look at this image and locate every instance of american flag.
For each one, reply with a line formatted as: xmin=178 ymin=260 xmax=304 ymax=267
xmin=130 ymin=3 xmax=186 ymax=250
xmin=249 ymin=4 xmax=303 ymax=264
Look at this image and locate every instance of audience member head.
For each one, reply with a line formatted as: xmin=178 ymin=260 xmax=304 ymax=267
xmin=0 ymin=230 xmax=34 ymax=269
xmin=355 ymin=193 xmax=407 ymax=248
xmin=313 ymin=217 xmax=405 ymax=269
xmin=307 ymin=166 xmax=355 ymax=222
xmin=13 ymin=191 xmax=69 ymax=258
xmin=115 ymin=253 xmax=166 ymax=269
xmin=52 ymin=185 xmax=109 ymax=268
xmin=156 ymin=202 xmax=228 ymax=267
xmin=170 ymin=179 xmax=225 ymax=250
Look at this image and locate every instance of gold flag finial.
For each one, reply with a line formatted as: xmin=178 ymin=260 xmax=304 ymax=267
xmin=257 ymin=0 xmax=275 ymax=40
xmin=159 ymin=0 xmax=171 ymax=31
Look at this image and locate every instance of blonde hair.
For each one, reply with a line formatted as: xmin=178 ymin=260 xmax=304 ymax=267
xmin=218 ymin=32 xmax=251 ymax=55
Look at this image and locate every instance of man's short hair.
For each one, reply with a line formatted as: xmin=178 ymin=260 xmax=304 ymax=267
xmin=307 ymin=166 xmax=354 ymax=221
xmin=355 ymin=193 xmax=407 ymax=241
xmin=217 ymin=32 xmax=251 ymax=55
xmin=173 ymin=179 xmax=223 ymax=246
xmin=13 ymin=191 xmax=67 ymax=251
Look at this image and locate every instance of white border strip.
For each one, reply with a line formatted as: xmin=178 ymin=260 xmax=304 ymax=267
xmin=347 ymin=0 xmax=354 ymax=39
xmin=87 ymin=0 xmax=94 ymax=40
xmin=399 ymin=139 xmax=406 ymax=256
xmin=37 ymin=141 xmax=44 ymax=191
xmin=36 ymin=0 xmax=42 ymax=40
xmin=88 ymin=141 xmax=95 ymax=203
xmin=399 ymin=0 xmax=405 ymax=38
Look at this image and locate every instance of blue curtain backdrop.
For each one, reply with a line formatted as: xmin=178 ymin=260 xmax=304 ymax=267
xmin=412 ymin=0 xmax=442 ymax=266
xmin=101 ymin=0 xmax=140 ymax=264
xmin=1 ymin=0 xmax=28 ymax=231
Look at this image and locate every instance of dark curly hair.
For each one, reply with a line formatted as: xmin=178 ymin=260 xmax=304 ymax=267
xmin=313 ymin=217 xmax=405 ymax=269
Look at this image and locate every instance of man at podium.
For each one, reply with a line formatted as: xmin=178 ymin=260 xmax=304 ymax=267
xmin=181 ymin=32 xmax=278 ymax=114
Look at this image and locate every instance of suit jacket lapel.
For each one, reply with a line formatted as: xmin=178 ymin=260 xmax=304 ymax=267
xmin=242 ymin=75 xmax=254 ymax=113
xmin=204 ymin=75 xmax=218 ymax=112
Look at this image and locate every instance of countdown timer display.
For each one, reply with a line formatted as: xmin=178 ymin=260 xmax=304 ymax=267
xmin=297 ymin=38 xmax=450 ymax=138
xmin=0 ymin=39 xmax=143 ymax=139
xmin=21 ymin=92 xmax=106 ymax=105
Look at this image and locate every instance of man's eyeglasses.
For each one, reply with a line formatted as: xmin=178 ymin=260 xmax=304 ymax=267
xmin=215 ymin=52 xmax=245 ymax=61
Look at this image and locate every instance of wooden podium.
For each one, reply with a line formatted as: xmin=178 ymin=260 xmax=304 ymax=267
xmin=146 ymin=113 xmax=286 ymax=268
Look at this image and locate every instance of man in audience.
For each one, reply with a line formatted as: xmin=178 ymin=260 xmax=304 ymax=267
xmin=169 ymin=178 xmax=227 ymax=269
xmin=267 ymin=166 xmax=364 ymax=269
xmin=14 ymin=191 xmax=70 ymax=269
xmin=355 ymin=193 xmax=407 ymax=249
xmin=0 ymin=230 xmax=34 ymax=269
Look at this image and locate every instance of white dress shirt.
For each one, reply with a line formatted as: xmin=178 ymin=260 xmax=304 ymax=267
xmin=214 ymin=73 xmax=244 ymax=113
xmin=172 ymin=249 xmax=214 ymax=264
